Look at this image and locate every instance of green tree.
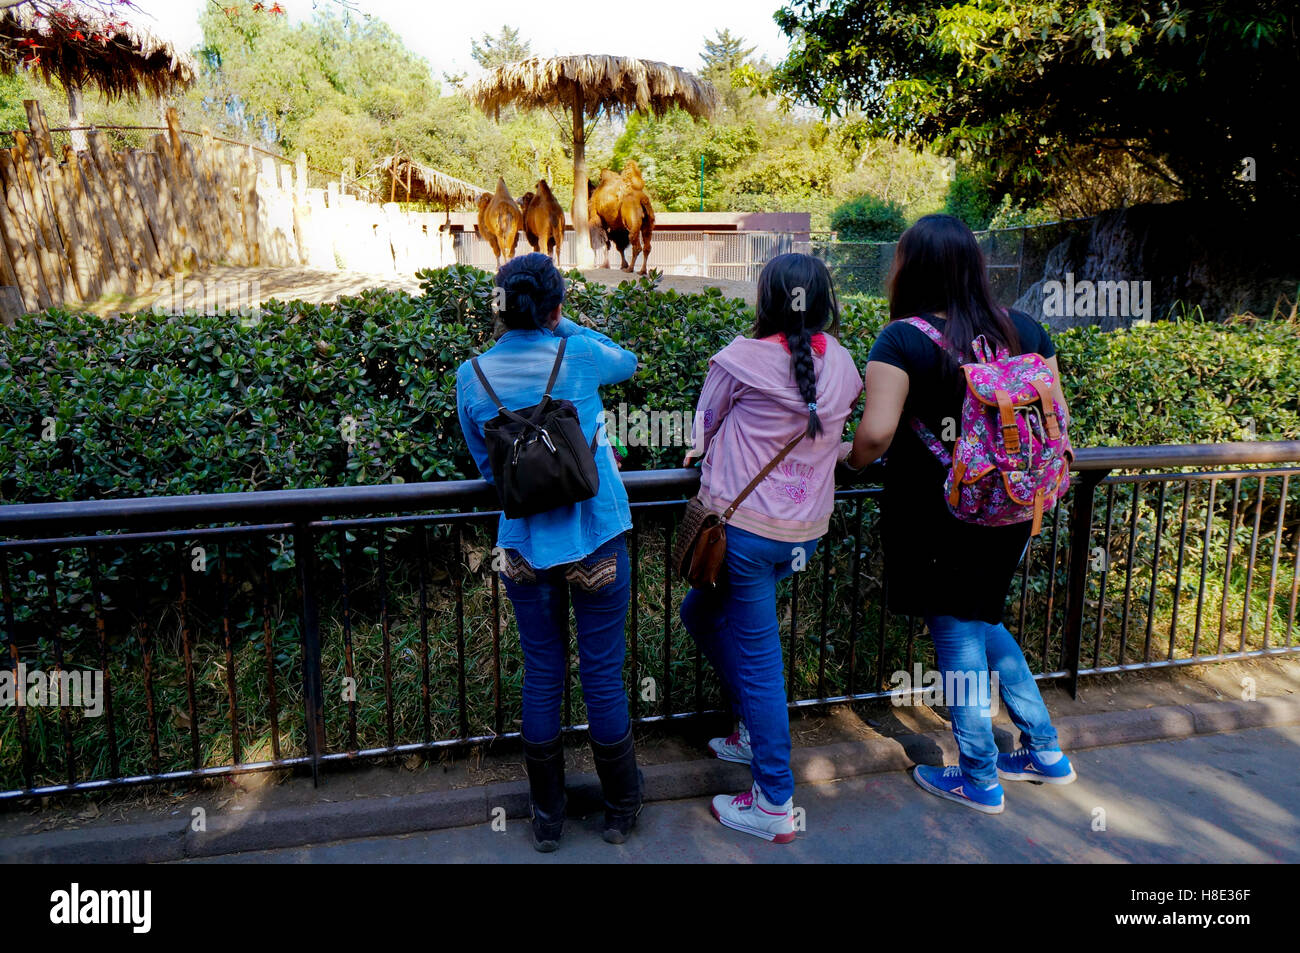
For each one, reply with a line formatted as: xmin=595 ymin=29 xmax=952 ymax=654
xmin=829 ymin=194 xmax=906 ymax=240
xmin=769 ymin=1 xmax=1298 ymax=212
xmin=470 ymin=26 xmax=532 ymax=69
xmin=701 ymin=28 xmax=756 ymax=76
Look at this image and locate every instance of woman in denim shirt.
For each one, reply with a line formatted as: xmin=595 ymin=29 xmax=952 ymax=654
xmin=456 ymin=253 xmax=640 ymax=852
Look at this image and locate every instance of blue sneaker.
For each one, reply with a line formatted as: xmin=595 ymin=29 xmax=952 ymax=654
xmin=912 ymin=765 xmax=1004 ymax=814
xmin=997 ymin=747 xmax=1077 ymax=784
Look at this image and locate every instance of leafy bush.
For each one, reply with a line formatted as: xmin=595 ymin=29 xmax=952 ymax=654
xmin=3 ymin=273 xmax=1297 ymax=503
xmin=828 ymin=194 xmax=906 ymax=241
xmin=1054 ymin=318 xmax=1300 ymax=447
xmin=987 ymin=194 xmax=1054 ymax=230
xmin=942 ymin=165 xmax=999 ymax=230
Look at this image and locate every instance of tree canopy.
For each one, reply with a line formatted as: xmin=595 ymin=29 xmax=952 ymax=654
xmin=768 ymin=0 xmax=1297 ymax=212
xmin=0 ymin=8 xmax=960 ymax=231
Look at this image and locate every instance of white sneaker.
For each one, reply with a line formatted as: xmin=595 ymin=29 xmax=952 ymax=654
xmin=708 ymin=721 xmax=752 ymax=764
xmin=711 ymin=783 xmax=796 ymax=843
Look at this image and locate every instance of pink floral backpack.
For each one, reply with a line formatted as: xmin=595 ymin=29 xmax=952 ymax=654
xmin=902 ymin=317 xmax=1072 ymax=535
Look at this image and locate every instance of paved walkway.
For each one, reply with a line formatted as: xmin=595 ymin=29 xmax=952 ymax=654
xmin=188 ymin=725 xmax=1300 ymax=863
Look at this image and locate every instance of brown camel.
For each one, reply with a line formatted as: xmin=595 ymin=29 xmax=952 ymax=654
xmin=587 ymin=164 xmax=656 ymax=274
xmin=519 ymin=178 xmax=565 ymax=262
xmin=476 ymin=178 xmax=523 ymax=267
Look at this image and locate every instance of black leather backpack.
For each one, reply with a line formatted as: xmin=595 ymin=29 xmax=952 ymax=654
xmin=471 ymin=337 xmax=600 ymax=519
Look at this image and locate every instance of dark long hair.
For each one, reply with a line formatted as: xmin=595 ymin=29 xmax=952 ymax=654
xmin=753 ymin=253 xmax=840 ymax=438
xmin=496 ymin=253 xmax=565 ymax=331
xmin=886 ymin=214 xmax=1019 ymax=360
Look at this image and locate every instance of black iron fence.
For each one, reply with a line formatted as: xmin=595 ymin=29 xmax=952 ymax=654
xmin=2 ymin=442 xmax=1298 ymax=801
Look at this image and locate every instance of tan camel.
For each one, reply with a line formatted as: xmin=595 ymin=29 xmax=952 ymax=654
xmin=519 ymin=178 xmax=565 ymax=262
xmin=476 ymin=178 xmax=523 ymax=267
xmin=587 ymin=163 xmax=656 ymax=274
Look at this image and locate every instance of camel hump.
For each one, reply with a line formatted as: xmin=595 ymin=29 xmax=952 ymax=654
xmin=622 ymin=161 xmax=644 ymax=191
xmin=495 ymin=177 xmax=513 ymax=201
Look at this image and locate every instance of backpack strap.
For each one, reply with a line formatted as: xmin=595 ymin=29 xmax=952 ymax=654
xmin=995 ymin=388 xmax=1021 ymax=455
xmin=1029 ymin=379 xmax=1061 ymax=440
xmin=901 ymin=317 xmax=954 ymax=466
xmin=542 ymin=337 xmax=567 ymax=399
xmin=470 ymin=356 xmax=506 ymax=412
xmin=909 ymin=418 xmax=952 ymax=466
xmin=900 ymin=316 xmax=946 ymax=346
xmin=471 ymin=337 xmax=570 ymax=430
xmin=949 ymin=458 xmax=967 ymax=507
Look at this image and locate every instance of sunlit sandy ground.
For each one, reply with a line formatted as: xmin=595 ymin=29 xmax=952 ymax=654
xmin=82 ymin=265 xmax=757 ymax=318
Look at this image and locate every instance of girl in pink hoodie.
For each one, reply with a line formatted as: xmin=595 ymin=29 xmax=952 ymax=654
xmin=682 ymin=253 xmax=863 ymax=842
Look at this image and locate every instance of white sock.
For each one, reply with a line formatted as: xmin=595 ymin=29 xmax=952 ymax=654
xmin=1036 ymin=748 xmax=1063 ymax=765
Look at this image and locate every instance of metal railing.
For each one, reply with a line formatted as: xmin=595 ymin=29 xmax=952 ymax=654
xmin=1 ymin=441 xmax=1298 ymax=801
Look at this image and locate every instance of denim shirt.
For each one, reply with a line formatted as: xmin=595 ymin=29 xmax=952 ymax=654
xmin=456 ymin=317 xmax=637 ymax=569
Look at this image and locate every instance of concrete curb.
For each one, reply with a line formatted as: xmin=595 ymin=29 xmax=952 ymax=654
xmin=3 ymin=695 xmax=1296 ymax=864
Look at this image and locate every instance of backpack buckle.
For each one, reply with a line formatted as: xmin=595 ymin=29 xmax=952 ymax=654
xmin=1014 ymin=406 xmax=1045 ymax=473
xmin=512 ymin=428 xmax=557 ymax=466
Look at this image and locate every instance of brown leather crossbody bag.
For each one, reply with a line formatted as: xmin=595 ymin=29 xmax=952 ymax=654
xmin=673 ymin=432 xmax=806 ymax=588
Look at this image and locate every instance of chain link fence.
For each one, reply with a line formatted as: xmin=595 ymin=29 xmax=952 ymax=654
xmin=447 ymin=219 xmax=1092 ymax=302
xmin=799 ymin=219 xmax=1091 ymax=301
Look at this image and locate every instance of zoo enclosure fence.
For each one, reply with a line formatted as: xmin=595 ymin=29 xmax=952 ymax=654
xmin=1 ymin=440 xmax=1298 ymax=801
xmin=452 ymin=219 xmax=1087 ymax=298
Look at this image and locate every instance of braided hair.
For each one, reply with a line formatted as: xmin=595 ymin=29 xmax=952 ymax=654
xmin=753 ymin=253 xmax=841 ymax=438
xmin=496 ymin=252 xmax=566 ymax=331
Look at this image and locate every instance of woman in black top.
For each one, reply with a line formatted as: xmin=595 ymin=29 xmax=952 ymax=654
xmin=846 ymin=214 xmax=1078 ymax=814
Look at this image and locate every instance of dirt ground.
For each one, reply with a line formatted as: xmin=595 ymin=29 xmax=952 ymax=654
xmin=87 ymin=265 xmax=756 ymax=317
xmin=2 ymin=655 xmax=1295 ymax=839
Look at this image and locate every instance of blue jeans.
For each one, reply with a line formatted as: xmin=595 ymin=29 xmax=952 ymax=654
xmin=681 ymin=524 xmax=818 ymax=805
xmin=501 ymin=534 xmax=631 ymax=745
xmin=925 ymin=615 xmax=1060 ymax=785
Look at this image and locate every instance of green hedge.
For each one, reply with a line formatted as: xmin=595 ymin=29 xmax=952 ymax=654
xmin=829 ymin=194 xmax=907 ymax=241
xmin=2 ymin=270 xmax=1298 ymax=508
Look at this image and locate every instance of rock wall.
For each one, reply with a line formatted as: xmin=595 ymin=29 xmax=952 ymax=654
xmin=1013 ymin=203 xmax=1299 ymax=330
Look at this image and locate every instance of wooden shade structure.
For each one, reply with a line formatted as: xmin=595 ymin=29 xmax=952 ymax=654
xmin=380 ymin=154 xmax=487 ymax=209
xmin=467 ymin=54 xmax=717 ymax=266
xmin=1 ymin=1 xmax=196 ymax=149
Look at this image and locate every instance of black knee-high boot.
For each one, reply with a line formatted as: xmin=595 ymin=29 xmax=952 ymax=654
xmin=590 ymin=727 xmax=643 ymax=844
xmin=523 ymin=734 xmax=566 ymax=852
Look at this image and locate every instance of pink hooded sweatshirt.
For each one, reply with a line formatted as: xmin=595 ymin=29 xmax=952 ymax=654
xmin=691 ymin=333 xmax=864 ymax=542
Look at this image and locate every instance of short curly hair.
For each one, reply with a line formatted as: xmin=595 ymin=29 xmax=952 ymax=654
xmin=496 ymin=253 xmax=566 ymax=331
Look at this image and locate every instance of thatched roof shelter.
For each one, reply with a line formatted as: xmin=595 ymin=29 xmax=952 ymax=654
xmin=379 ymin=155 xmax=487 ymax=209
xmin=1 ymin=1 xmax=196 ymax=100
xmin=468 ymin=54 xmax=717 ymax=266
xmin=469 ymin=54 xmax=718 ymax=122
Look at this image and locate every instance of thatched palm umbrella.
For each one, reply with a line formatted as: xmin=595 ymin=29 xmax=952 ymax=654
xmin=468 ymin=54 xmax=717 ymax=267
xmin=1 ymin=0 xmax=196 ymax=150
xmin=380 ymin=154 xmax=486 ymax=206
